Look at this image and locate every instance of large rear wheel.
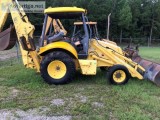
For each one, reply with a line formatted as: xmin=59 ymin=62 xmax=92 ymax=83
xmin=107 ymin=65 xmax=130 ymax=85
xmin=40 ymin=51 xmax=76 ymax=85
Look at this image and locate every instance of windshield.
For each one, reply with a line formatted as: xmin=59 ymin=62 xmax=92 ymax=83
xmin=73 ymin=23 xmax=99 ymax=39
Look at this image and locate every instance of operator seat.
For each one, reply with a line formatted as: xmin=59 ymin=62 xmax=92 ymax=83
xmin=47 ymin=31 xmax=80 ymax=53
xmin=47 ymin=31 xmax=64 ymax=43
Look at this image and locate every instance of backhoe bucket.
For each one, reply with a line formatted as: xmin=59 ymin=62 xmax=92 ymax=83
xmin=0 ymin=26 xmax=17 ymax=51
xmin=133 ymin=57 xmax=160 ymax=86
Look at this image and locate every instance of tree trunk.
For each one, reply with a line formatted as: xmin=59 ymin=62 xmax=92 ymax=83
xmin=149 ymin=3 xmax=155 ymax=46
xmin=148 ymin=37 xmax=150 ymax=47
xmin=120 ymin=28 xmax=122 ymax=44
xmin=130 ymin=36 xmax=132 ymax=46
xmin=149 ymin=23 xmax=153 ymax=46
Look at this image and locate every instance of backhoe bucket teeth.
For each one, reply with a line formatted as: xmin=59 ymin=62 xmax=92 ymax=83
xmin=0 ymin=26 xmax=17 ymax=51
xmin=133 ymin=56 xmax=160 ymax=86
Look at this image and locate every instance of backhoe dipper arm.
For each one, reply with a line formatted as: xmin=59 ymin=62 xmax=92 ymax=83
xmin=0 ymin=0 xmax=40 ymax=71
xmin=0 ymin=0 xmax=10 ymax=31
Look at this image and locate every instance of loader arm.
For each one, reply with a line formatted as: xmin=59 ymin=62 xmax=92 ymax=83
xmin=0 ymin=0 xmax=40 ymax=71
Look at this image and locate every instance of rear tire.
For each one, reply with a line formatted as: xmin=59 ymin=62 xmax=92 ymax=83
xmin=107 ymin=65 xmax=130 ymax=85
xmin=40 ymin=51 xmax=76 ymax=85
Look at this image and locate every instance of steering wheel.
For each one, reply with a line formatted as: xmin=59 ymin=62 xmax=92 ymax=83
xmin=72 ymin=30 xmax=83 ymax=42
xmin=73 ymin=30 xmax=82 ymax=37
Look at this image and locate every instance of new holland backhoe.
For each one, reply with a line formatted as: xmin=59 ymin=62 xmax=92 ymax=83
xmin=0 ymin=0 xmax=160 ymax=86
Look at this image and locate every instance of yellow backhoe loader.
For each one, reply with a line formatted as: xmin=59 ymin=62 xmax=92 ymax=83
xmin=0 ymin=0 xmax=160 ymax=86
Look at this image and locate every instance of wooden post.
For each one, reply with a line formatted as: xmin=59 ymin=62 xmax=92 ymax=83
xmin=107 ymin=13 xmax=111 ymax=40
xmin=129 ymin=36 xmax=132 ymax=46
xmin=120 ymin=29 xmax=122 ymax=44
xmin=148 ymin=37 xmax=150 ymax=47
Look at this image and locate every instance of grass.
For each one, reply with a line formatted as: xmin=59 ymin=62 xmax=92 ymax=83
xmin=139 ymin=47 xmax=160 ymax=62
xmin=0 ymin=47 xmax=160 ymax=119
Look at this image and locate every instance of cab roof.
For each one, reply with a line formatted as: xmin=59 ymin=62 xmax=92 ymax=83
xmin=44 ymin=7 xmax=86 ymax=14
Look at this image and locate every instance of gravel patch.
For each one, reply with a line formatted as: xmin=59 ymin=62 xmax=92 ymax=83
xmin=92 ymin=102 xmax=104 ymax=108
xmin=0 ymin=52 xmax=17 ymax=61
xmin=79 ymin=96 xmax=88 ymax=103
xmin=51 ymin=99 xmax=65 ymax=106
xmin=0 ymin=78 xmax=5 ymax=81
xmin=0 ymin=110 xmax=17 ymax=120
xmin=10 ymin=88 xmax=19 ymax=98
xmin=74 ymin=94 xmax=88 ymax=103
xmin=0 ymin=109 xmax=72 ymax=120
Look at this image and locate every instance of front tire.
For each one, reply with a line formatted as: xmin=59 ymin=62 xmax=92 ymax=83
xmin=107 ymin=65 xmax=130 ymax=85
xmin=40 ymin=51 xmax=76 ymax=85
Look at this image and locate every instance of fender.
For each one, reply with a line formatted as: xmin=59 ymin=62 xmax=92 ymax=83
xmin=38 ymin=41 xmax=78 ymax=58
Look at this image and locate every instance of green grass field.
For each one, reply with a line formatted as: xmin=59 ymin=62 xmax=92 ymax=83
xmin=0 ymin=47 xmax=160 ymax=119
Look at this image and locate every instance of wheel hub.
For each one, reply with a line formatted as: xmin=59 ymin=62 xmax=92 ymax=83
xmin=47 ymin=60 xmax=67 ymax=79
xmin=115 ymin=72 xmax=121 ymax=78
xmin=56 ymin=66 xmax=60 ymax=71
xmin=113 ymin=70 xmax=126 ymax=83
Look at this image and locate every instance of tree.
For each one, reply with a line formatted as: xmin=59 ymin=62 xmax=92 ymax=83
xmin=129 ymin=0 xmax=142 ymax=37
xmin=118 ymin=0 xmax=132 ymax=43
xmin=3 ymin=0 xmax=160 ymax=42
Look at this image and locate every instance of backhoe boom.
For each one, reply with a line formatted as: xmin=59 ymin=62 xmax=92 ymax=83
xmin=0 ymin=0 xmax=40 ymax=71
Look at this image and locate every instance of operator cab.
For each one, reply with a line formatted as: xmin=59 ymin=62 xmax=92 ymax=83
xmin=40 ymin=7 xmax=90 ymax=59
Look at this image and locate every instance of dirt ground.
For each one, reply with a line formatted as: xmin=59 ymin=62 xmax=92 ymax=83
xmin=0 ymin=49 xmax=17 ymax=61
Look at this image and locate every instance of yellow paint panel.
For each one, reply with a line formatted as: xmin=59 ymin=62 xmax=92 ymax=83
xmin=79 ymin=60 xmax=97 ymax=75
xmin=38 ymin=41 xmax=78 ymax=58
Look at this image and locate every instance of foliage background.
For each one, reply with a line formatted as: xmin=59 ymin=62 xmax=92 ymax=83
xmin=5 ymin=0 xmax=160 ymax=43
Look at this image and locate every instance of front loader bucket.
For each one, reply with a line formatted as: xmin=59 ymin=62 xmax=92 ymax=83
xmin=0 ymin=26 xmax=17 ymax=51
xmin=124 ymin=46 xmax=160 ymax=86
xmin=133 ymin=57 xmax=160 ymax=86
